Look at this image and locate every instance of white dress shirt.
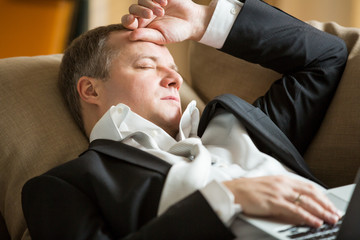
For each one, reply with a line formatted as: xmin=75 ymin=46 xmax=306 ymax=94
xmin=200 ymin=0 xmax=243 ymax=49
xmin=90 ymin=102 xmax=324 ymax=226
xmin=90 ymin=0 xmax=325 ymax=226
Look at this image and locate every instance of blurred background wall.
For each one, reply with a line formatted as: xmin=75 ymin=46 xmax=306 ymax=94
xmin=1 ymin=0 xmax=360 ymax=80
xmin=266 ymin=0 xmax=360 ymax=28
xmin=0 ymin=0 xmax=76 ymax=58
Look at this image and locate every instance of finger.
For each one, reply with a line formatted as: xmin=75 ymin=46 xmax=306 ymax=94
xmin=291 ymin=194 xmax=339 ymax=225
xmin=129 ymin=28 xmax=167 ymax=44
xmin=274 ymin=199 xmax=324 ymax=228
xmin=121 ymin=14 xmax=138 ymax=30
xmin=122 ymin=12 xmax=154 ymax=29
xmin=139 ymin=0 xmax=167 ymax=16
xmin=135 ymin=0 xmax=165 ymax=17
xmin=286 ymin=179 xmax=340 ymax=216
xmin=152 ymin=0 xmax=168 ymax=7
xmin=306 ymin=191 xmax=340 ymax=217
xmin=293 ymin=183 xmax=340 ymax=217
xmin=129 ymin=4 xmax=154 ymax=19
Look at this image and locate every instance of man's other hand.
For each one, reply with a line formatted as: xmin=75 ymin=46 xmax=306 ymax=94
xmin=121 ymin=0 xmax=215 ymax=44
xmin=223 ymin=176 xmax=341 ymax=228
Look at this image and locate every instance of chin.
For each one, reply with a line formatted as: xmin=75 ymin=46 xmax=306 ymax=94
xmin=159 ymin=114 xmax=181 ymax=132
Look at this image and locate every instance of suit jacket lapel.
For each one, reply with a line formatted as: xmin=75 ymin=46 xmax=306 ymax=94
xmin=199 ymin=94 xmax=324 ymax=186
xmin=84 ymin=139 xmax=171 ymax=176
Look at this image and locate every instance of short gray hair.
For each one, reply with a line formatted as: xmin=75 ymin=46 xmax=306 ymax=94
xmin=58 ymin=24 xmax=127 ymax=133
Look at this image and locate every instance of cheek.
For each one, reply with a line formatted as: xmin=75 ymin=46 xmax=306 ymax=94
xmin=105 ymin=86 xmax=126 ymax=105
xmin=104 ymin=72 xmax=160 ymax=109
xmin=134 ymin=81 xmax=159 ymax=99
xmin=101 ymin=81 xmax=129 ymax=109
xmin=120 ymin=87 xmax=155 ymax=112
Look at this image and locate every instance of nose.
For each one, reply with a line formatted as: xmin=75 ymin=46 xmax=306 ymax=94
xmin=159 ymin=67 xmax=183 ymax=90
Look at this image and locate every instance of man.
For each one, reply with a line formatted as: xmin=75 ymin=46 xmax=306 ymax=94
xmin=22 ymin=0 xmax=347 ymax=239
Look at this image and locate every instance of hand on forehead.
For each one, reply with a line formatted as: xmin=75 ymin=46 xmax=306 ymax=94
xmin=121 ymin=0 xmax=211 ymax=44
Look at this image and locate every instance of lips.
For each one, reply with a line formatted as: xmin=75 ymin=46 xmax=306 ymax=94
xmin=161 ymin=96 xmax=180 ymax=102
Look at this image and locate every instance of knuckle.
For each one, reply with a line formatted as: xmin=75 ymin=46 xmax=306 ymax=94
xmin=273 ymin=175 xmax=288 ymax=186
xmin=302 ymin=213 xmax=314 ymax=223
xmin=144 ymin=9 xmax=153 ymax=18
xmin=307 ymin=183 xmax=316 ymax=191
xmin=292 ymin=205 xmax=303 ymax=215
xmin=274 ymin=175 xmax=285 ymax=182
xmin=270 ymin=184 xmax=283 ymax=194
xmin=319 ymin=208 xmax=328 ymax=219
xmin=269 ymin=176 xmax=288 ymax=192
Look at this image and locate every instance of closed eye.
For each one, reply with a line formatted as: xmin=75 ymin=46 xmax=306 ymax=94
xmin=136 ymin=65 xmax=155 ymax=70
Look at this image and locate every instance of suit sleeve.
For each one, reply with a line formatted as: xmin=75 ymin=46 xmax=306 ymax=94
xmin=220 ymin=0 xmax=348 ymax=155
xmin=22 ymin=175 xmax=234 ymax=240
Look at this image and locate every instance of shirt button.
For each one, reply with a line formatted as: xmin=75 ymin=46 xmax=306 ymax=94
xmin=150 ymin=130 xmax=158 ymax=137
xmin=230 ymin=8 xmax=238 ymax=15
xmin=117 ymin=108 xmax=123 ymax=114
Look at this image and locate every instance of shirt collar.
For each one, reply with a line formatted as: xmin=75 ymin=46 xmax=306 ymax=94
xmin=89 ymin=101 xmax=200 ymax=146
xmin=177 ymin=100 xmax=199 ymax=140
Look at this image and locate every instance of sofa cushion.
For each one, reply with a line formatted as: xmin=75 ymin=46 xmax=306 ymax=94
xmin=0 ymin=55 xmax=88 ymax=239
xmin=189 ymin=21 xmax=360 ymax=187
xmin=303 ymin=21 xmax=360 ymax=187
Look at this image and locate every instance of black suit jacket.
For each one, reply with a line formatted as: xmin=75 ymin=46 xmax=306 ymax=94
xmin=22 ymin=0 xmax=347 ymax=239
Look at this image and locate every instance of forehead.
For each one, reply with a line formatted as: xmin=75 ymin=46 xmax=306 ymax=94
xmin=107 ymin=31 xmax=174 ymax=62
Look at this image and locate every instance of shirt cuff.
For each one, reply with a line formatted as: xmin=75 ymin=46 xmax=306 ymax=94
xmin=200 ymin=180 xmax=242 ymax=226
xmin=199 ymin=0 xmax=243 ymax=49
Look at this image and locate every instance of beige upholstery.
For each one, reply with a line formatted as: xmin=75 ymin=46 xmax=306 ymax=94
xmin=0 ymin=21 xmax=359 ymax=239
xmin=303 ymin=21 xmax=360 ymax=188
xmin=0 ymin=55 xmax=88 ymax=240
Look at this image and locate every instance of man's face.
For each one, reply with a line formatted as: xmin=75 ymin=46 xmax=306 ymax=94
xmin=97 ymin=31 xmax=183 ymax=136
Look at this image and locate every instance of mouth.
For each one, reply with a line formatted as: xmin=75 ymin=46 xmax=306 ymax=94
xmin=161 ymin=96 xmax=180 ymax=102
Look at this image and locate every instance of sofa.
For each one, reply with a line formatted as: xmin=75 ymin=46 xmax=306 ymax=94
xmin=0 ymin=20 xmax=359 ymax=240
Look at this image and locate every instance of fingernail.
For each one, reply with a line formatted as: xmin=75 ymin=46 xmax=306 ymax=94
xmin=328 ymin=213 xmax=339 ymax=223
xmin=315 ymin=219 xmax=324 ymax=228
xmin=159 ymin=0 xmax=167 ymax=6
xmin=336 ymin=209 xmax=343 ymax=217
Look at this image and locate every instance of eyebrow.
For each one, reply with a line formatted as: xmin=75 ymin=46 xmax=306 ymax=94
xmin=134 ymin=55 xmax=179 ymax=72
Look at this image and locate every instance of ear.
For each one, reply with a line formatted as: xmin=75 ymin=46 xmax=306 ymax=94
xmin=77 ymin=76 xmax=101 ymax=105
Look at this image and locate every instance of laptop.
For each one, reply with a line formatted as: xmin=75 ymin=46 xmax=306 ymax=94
xmin=231 ymin=169 xmax=360 ymax=240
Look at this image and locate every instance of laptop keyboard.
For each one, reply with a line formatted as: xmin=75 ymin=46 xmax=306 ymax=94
xmin=278 ymin=218 xmax=342 ymax=240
